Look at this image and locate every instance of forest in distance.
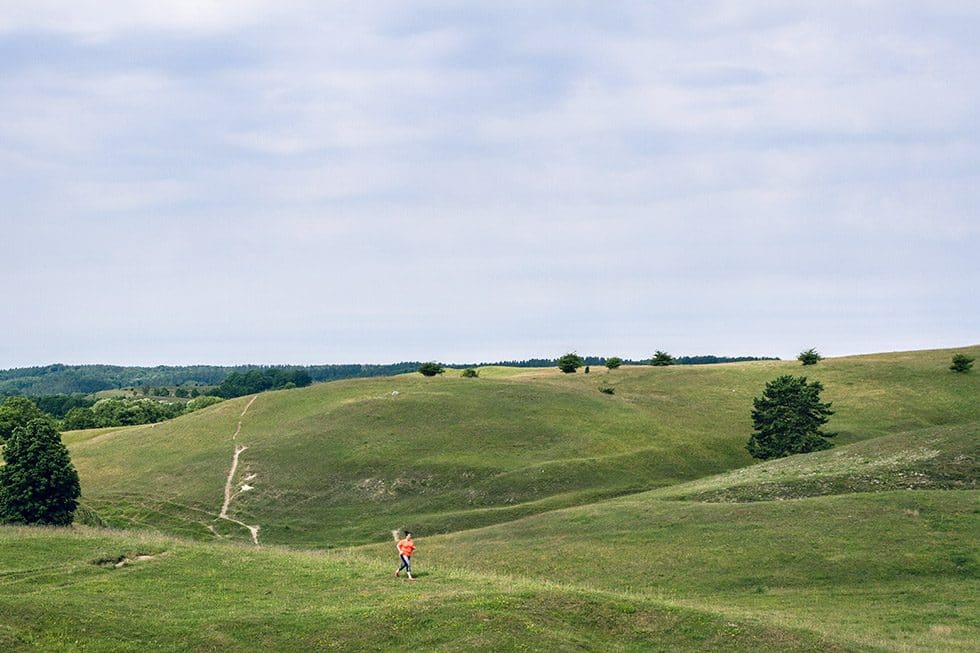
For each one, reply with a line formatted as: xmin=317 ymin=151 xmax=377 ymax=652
xmin=0 ymin=355 xmax=778 ymax=397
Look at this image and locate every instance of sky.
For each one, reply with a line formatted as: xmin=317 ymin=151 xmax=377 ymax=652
xmin=1 ymin=1 xmax=978 ymax=367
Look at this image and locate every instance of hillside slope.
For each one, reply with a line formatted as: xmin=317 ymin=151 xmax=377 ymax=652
xmin=66 ymin=346 xmax=979 ymax=548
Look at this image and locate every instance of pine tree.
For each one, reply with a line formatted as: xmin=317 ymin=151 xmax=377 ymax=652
xmin=747 ymin=376 xmax=835 ymax=460
xmin=0 ymin=419 xmax=81 ymax=525
xmin=950 ymin=353 xmax=974 ymax=373
xmin=650 ymin=351 xmax=675 ymax=366
xmin=797 ymin=348 xmax=822 ymax=365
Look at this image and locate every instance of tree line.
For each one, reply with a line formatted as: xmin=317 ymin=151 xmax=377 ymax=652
xmin=0 ymin=357 xmax=779 ymax=397
xmin=0 ymin=395 xmax=225 ymax=434
xmin=0 ymin=362 xmax=424 ymax=397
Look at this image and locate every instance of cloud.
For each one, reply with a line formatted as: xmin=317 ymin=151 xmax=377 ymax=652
xmin=0 ymin=1 xmax=279 ymax=40
xmin=0 ymin=2 xmax=977 ymax=365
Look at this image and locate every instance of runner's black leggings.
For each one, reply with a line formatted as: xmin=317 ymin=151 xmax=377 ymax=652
xmin=398 ymin=554 xmax=411 ymax=573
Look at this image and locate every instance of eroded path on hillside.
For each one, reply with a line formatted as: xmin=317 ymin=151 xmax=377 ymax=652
xmin=216 ymin=395 xmax=260 ymax=545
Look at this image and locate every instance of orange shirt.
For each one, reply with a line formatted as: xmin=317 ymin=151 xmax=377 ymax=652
xmin=397 ymin=538 xmax=415 ymax=557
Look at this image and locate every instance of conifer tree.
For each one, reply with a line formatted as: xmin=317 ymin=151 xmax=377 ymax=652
xmin=650 ymin=351 xmax=675 ymax=366
xmin=747 ymin=376 xmax=835 ymax=459
xmin=950 ymin=353 xmax=974 ymax=373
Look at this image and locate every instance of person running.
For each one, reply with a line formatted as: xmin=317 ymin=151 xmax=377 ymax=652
xmin=395 ymin=531 xmax=416 ymax=580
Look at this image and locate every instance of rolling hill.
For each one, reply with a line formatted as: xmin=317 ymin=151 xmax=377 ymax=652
xmin=65 ymin=347 xmax=978 ymax=548
xmin=2 ymin=346 xmax=977 ymax=650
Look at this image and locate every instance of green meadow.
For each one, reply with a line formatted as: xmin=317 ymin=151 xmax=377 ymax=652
xmin=2 ymin=346 xmax=978 ymax=650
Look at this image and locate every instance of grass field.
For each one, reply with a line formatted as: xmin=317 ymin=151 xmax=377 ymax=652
xmin=0 ymin=526 xmax=858 ymax=652
xmin=2 ymin=345 xmax=978 ymax=650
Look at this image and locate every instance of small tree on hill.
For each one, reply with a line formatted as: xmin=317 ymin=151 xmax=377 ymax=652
xmin=798 ymin=348 xmax=822 ymax=365
xmin=747 ymin=375 xmax=835 ymax=460
xmin=461 ymin=368 xmax=479 ymax=378
xmin=418 ymin=362 xmax=445 ymax=377
xmin=605 ymin=357 xmax=623 ymax=370
xmin=557 ymin=353 xmax=584 ymax=374
xmin=0 ymin=419 xmax=81 ymax=526
xmin=62 ymin=407 xmax=97 ymax=431
xmin=650 ymin=351 xmax=675 ymax=366
xmin=0 ymin=396 xmax=48 ymax=444
xmin=950 ymin=353 xmax=974 ymax=373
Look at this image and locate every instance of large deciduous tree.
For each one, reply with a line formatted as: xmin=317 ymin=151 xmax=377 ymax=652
xmin=0 ymin=396 xmax=47 ymax=444
xmin=0 ymin=418 xmax=81 ymax=526
xmin=747 ymin=375 xmax=835 ymax=460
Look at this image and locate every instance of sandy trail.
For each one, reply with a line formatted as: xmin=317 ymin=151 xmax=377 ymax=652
xmin=219 ymin=444 xmax=249 ymax=520
xmin=233 ymin=396 xmax=258 ymax=439
xmin=216 ymin=395 xmax=261 ymax=545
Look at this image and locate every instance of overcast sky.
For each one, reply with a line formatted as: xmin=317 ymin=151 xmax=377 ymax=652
xmin=1 ymin=2 xmax=977 ymax=367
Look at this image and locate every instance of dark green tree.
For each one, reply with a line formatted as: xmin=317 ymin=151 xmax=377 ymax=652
xmin=557 ymin=353 xmax=584 ymax=373
xmin=0 ymin=396 xmax=48 ymax=444
xmin=650 ymin=351 xmax=675 ymax=366
xmin=210 ymin=368 xmax=313 ymax=398
xmin=0 ymin=419 xmax=81 ymax=525
xmin=62 ymin=407 xmax=97 ymax=431
xmin=798 ymin=348 xmax=822 ymax=365
xmin=950 ymin=353 xmax=974 ymax=373
xmin=461 ymin=368 xmax=479 ymax=378
xmin=418 ymin=362 xmax=445 ymax=377
xmin=34 ymin=394 xmax=94 ymax=419
xmin=747 ymin=375 xmax=836 ymax=460
xmin=605 ymin=357 xmax=623 ymax=369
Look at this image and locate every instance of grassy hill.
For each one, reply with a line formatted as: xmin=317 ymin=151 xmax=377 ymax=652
xmin=3 ymin=346 xmax=977 ymax=650
xmin=0 ymin=526 xmax=856 ymax=652
xmin=65 ymin=346 xmax=978 ymax=548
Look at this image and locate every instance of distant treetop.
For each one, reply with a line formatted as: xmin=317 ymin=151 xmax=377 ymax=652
xmin=798 ymin=349 xmax=822 ymax=366
xmin=557 ymin=353 xmax=585 ymax=374
xmin=418 ymin=362 xmax=445 ymax=377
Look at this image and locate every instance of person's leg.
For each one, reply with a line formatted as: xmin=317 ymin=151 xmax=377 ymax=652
xmin=405 ymin=556 xmax=413 ymax=579
xmin=397 ymin=554 xmax=410 ymax=576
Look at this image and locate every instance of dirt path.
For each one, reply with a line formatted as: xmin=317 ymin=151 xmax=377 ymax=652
xmin=216 ymin=395 xmax=261 ymax=545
